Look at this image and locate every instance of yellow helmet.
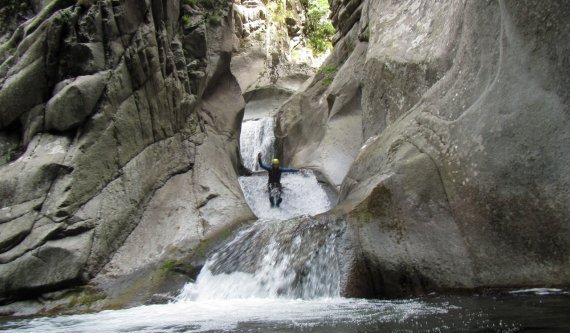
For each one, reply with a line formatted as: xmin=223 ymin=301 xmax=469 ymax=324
xmin=272 ymin=158 xmax=280 ymax=165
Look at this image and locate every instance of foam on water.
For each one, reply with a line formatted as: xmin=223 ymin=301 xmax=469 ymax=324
xmin=239 ymin=116 xmax=332 ymax=220
xmin=177 ymin=217 xmax=342 ymax=301
xmin=1 ymin=298 xmax=451 ymax=333
xmin=2 ymin=112 xmax=568 ymax=333
xmin=239 ymin=171 xmax=331 ymax=220
xmin=509 ymin=288 xmax=567 ymax=295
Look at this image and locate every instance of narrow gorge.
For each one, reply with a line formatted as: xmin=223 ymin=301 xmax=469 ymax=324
xmin=0 ymin=0 xmax=568 ymax=330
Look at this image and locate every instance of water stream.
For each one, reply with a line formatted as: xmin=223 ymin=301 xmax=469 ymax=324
xmin=1 ymin=116 xmax=569 ymax=332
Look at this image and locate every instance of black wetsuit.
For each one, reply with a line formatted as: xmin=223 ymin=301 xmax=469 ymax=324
xmin=258 ymin=158 xmax=299 ymax=207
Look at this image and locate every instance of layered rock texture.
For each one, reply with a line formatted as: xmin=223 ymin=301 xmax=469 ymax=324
xmin=277 ymin=0 xmax=569 ymax=296
xmin=231 ymin=0 xmax=316 ymax=134
xmin=0 ymin=0 xmax=319 ymax=314
xmin=232 ymin=0 xmax=314 ymax=94
xmin=0 ymin=0 xmax=257 ymax=311
xmin=1 ymin=0 xmax=568 ymax=315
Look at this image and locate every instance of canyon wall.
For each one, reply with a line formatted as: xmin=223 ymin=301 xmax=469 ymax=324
xmin=277 ymin=0 xmax=569 ymax=297
xmin=0 ymin=0 xmax=315 ymax=314
xmin=0 ymin=0 xmax=256 ymax=312
xmin=1 ymin=0 xmax=568 ymax=314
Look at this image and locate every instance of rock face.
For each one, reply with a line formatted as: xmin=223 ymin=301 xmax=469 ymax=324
xmin=0 ymin=0 xmax=255 ymax=310
xmin=278 ymin=0 xmax=569 ymax=297
xmin=231 ymin=0 xmax=315 ymax=95
xmin=1 ymin=0 xmax=567 ymax=313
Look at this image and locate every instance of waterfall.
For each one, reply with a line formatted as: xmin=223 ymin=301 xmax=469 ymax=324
xmin=238 ymin=115 xmax=331 ymax=220
xmin=240 ymin=117 xmax=275 ymax=171
xmin=2 ymin=109 xmax=545 ymax=333
xmin=178 ymin=217 xmax=344 ymax=301
xmin=177 ymin=115 xmax=338 ymax=301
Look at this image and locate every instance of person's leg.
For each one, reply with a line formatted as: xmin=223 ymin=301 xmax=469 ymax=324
xmin=276 ymin=184 xmax=282 ymax=207
xmin=268 ymin=184 xmax=275 ymax=207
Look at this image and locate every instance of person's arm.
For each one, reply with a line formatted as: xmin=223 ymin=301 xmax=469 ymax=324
xmin=257 ymin=153 xmax=271 ymax=171
xmin=280 ymin=167 xmax=299 ymax=173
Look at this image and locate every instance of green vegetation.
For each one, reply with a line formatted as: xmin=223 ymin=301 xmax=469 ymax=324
xmin=181 ymin=0 xmax=225 ymax=26
xmin=322 ymin=76 xmax=333 ymax=85
xmin=182 ymin=0 xmax=198 ymax=6
xmin=319 ymin=64 xmax=337 ymax=85
xmin=181 ymin=14 xmax=192 ymax=26
xmin=264 ymin=0 xmax=334 ymax=56
xmin=162 ymin=259 xmax=178 ymax=271
xmin=303 ymin=0 xmax=335 ymax=56
xmin=205 ymin=12 xmax=222 ymax=26
xmin=319 ymin=64 xmax=337 ymax=74
xmin=266 ymin=1 xmax=286 ymax=24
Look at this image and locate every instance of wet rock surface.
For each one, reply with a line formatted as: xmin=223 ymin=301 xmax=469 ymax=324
xmin=0 ymin=0 xmax=568 ymax=316
xmin=278 ymin=0 xmax=570 ymax=297
xmin=0 ymin=0 xmax=254 ymax=311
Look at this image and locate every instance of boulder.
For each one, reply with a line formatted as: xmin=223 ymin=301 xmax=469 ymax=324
xmin=276 ymin=32 xmax=367 ymax=188
xmin=0 ymin=213 xmax=36 ymax=254
xmin=0 ymin=134 xmax=71 ymax=208
xmin=45 ymin=71 xmax=111 ymax=131
xmin=0 ymin=232 xmax=93 ymax=301
xmin=0 ymin=58 xmax=46 ymax=128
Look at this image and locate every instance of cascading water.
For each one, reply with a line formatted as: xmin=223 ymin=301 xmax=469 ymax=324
xmin=4 ymin=114 xmax=568 ymax=333
xmin=178 ymin=217 xmax=343 ymax=301
xmin=238 ymin=115 xmax=332 ymax=220
xmin=177 ymin=115 xmax=337 ymax=301
xmin=239 ymin=117 xmax=275 ymax=171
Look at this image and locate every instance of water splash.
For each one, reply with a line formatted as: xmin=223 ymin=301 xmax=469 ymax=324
xmin=177 ymin=217 xmax=343 ymax=301
xmin=239 ymin=171 xmax=331 ymax=220
xmin=2 ymin=298 xmax=457 ymax=333
xmin=177 ymin=114 xmax=337 ymax=302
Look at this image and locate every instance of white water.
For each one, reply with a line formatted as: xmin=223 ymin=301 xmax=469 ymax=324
xmin=178 ymin=217 xmax=342 ymax=301
xmin=239 ymin=172 xmax=331 ymax=220
xmin=238 ymin=115 xmax=332 ymax=220
xmin=0 ymin=131 xmax=458 ymax=333
xmin=178 ymin=113 xmax=336 ymax=301
xmin=190 ymin=115 xmax=336 ymax=299
xmin=240 ymin=117 xmax=275 ymax=171
xmin=3 ymin=298 xmax=452 ymax=333
xmin=3 ymin=110 xmax=568 ymax=333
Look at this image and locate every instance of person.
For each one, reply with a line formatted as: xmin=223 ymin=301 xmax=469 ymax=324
xmin=257 ymin=152 xmax=300 ymax=207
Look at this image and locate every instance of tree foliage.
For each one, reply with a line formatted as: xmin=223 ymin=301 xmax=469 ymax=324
xmin=181 ymin=0 xmax=225 ymax=26
xmin=303 ymin=0 xmax=334 ymax=56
